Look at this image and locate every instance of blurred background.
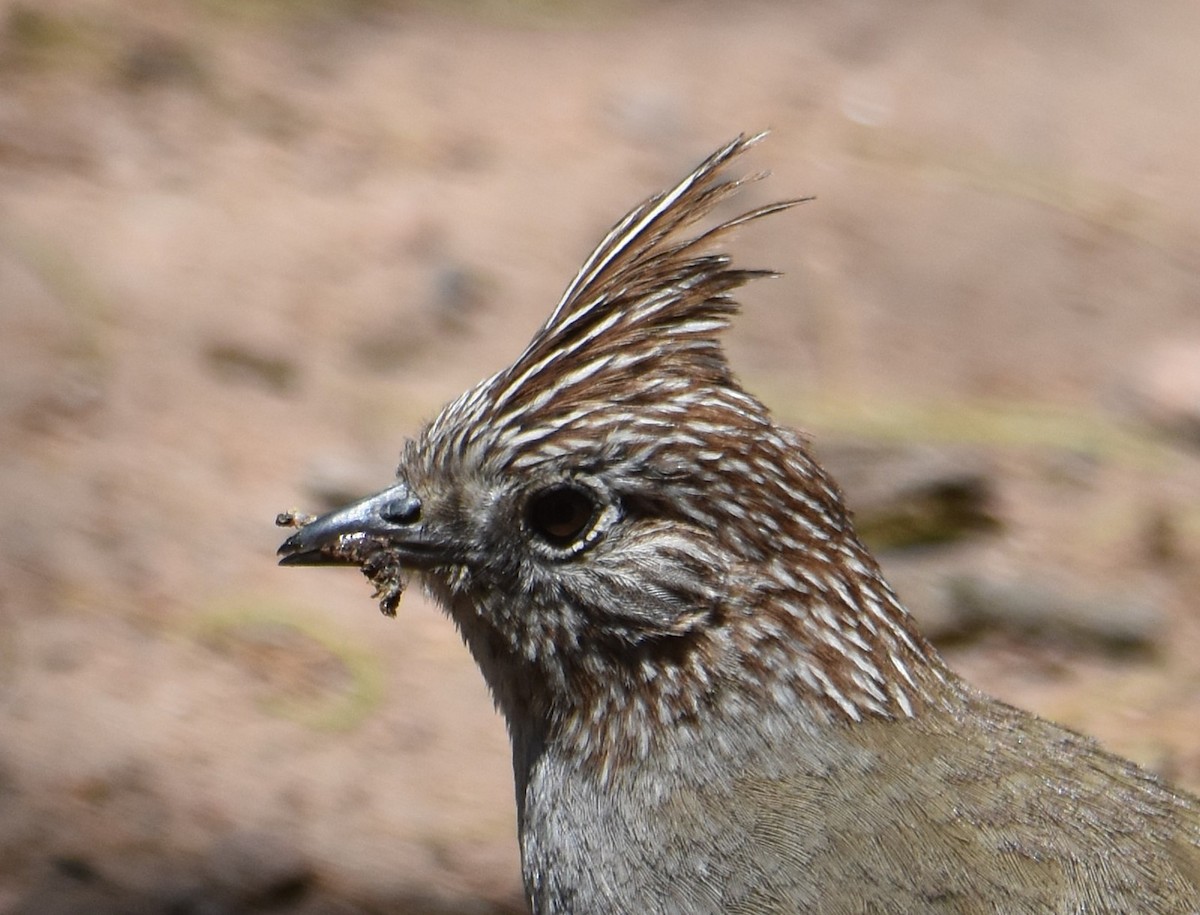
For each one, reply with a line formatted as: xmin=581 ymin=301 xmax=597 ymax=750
xmin=3 ymin=0 xmax=1200 ymax=912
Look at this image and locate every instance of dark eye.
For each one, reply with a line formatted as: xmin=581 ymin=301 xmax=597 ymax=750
xmin=526 ymin=484 xmax=598 ymax=547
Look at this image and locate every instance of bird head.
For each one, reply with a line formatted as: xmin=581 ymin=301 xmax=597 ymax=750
xmin=278 ymin=135 xmax=942 ymax=771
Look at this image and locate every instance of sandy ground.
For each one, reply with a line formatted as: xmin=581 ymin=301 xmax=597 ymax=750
xmin=3 ymin=1 xmax=1200 ymax=911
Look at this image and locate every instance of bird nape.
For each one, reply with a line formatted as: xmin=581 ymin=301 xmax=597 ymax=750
xmin=277 ymin=133 xmax=1200 ymax=914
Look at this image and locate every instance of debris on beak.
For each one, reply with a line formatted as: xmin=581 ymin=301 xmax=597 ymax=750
xmin=276 ymin=507 xmax=408 ymax=617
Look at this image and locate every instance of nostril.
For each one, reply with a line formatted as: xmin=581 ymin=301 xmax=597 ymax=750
xmin=381 ymin=495 xmax=422 ymax=525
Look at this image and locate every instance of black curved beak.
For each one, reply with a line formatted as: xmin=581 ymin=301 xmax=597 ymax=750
xmin=276 ymin=482 xmax=425 ymax=567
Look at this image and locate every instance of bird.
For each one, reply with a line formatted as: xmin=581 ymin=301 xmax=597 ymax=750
xmin=277 ymin=134 xmax=1200 ymax=913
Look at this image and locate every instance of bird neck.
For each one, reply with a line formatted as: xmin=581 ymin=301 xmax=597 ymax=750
xmin=447 ymin=547 xmax=956 ymax=789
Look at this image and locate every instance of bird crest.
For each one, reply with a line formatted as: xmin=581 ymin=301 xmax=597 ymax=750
xmin=422 ymin=134 xmax=808 ymax=473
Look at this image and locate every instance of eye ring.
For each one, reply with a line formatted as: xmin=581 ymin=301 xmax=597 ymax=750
xmin=525 ymin=483 xmax=601 ymax=550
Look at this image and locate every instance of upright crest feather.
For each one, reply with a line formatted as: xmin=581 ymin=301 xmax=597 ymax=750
xmin=425 ymin=133 xmax=810 ymax=468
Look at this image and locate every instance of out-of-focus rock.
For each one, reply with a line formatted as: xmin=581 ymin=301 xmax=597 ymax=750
xmin=816 ymin=441 xmax=999 ymax=550
xmin=10 ymin=858 xmax=127 ymax=915
xmin=881 ymin=548 xmax=1165 ymax=655
xmin=430 ymin=264 xmax=491 ymax=333
xmin=203 ymin=341 xmax=299 ymax=394
xmin=119 ymin=33 xmax=204 ymax=90
xmin=206 ymin=830 xmax=313 ymax=907
xmin=948 ymin=574 xmax=1164 ymax=655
